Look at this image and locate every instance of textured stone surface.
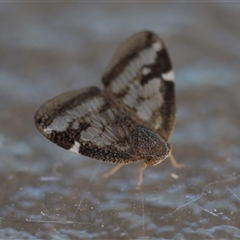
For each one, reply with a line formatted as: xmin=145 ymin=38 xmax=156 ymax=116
xmin=0 ymin=3 xmax=240 ymax=239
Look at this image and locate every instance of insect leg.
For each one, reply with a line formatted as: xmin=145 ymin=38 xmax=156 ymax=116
xmin=103 ymin=163 xmax=124 ymax=178
xmin=169 ymin=153 xmax=185 ymax=168
xmin=136 ymin=163 xmax=148 ymax=190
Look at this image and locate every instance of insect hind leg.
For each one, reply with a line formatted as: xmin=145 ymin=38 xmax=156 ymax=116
xmin=169 ymin=153 xmax=185 ymax=168
xmin=103 ymin=163 xmax=124 ymax=178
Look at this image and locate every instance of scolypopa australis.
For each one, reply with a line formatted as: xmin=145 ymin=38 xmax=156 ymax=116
xmin=35 ymin=31 xmax=185 ymax=189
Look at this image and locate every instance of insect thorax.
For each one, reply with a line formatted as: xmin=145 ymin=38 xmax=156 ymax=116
xmin=134 ymin=125 xmax=171 ymax=166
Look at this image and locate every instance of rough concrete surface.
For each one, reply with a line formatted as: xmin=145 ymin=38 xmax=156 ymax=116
xmin=0 ymin=2 xmax=240 ymax=239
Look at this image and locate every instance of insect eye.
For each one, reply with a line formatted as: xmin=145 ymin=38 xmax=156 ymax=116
xmin=146 ymin=156 xmax=154 ymax=162
xmin=145 ymin=156 xmax=156 ymax=166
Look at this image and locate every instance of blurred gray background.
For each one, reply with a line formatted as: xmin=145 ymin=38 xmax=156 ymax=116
xmin=0 ymin=2 xmax=240 ymax=239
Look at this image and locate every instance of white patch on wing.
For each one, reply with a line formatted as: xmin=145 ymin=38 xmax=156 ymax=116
xmin=44 ymin=97 xmax=105 ymax=133
xmin=162 ymin=70 xmax=175 ymax=82
xmin=142 ymin=67 xmax=151 ymax=76
xmin=69 ymin=141 xmax=80 ymax=153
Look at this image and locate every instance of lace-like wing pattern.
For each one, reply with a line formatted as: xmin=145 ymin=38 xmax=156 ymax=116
xmin=35 ymin=31 xmax=176 ymax=167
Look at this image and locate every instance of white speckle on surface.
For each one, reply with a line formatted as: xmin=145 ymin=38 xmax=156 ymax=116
xmin=171 ymin=173 xmax=179 ymax=179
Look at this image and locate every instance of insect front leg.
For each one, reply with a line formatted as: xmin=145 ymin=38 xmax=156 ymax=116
xmin=136 ymin=163 xmax=148 ymax=190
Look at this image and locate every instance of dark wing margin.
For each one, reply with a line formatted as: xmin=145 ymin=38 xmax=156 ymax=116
xmin=102 ymin=31 xmax=176 ymax=141
xmin=34 ymin=87 xmax=134 ymax=164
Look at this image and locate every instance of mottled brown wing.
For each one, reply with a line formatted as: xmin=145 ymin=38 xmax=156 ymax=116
xmin=102 ymin=31 xmax=176 ymax=141
xmin=35 ymin=87 xmax=135 ymax=164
